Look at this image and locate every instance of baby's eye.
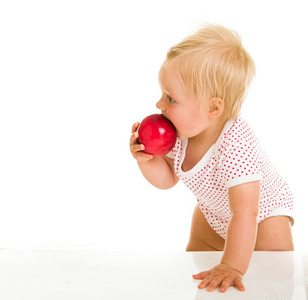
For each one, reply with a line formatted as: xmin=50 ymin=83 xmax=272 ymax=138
xmin=167 ymin=95 xmax=175 ymax=103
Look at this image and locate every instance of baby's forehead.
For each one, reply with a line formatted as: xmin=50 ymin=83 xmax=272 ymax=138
xmin=159 ymin=60 xmax=182 ymax=80
xmin=159 ymin=64 xmax=185 ymax=90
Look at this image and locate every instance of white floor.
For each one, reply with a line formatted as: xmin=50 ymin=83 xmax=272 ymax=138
xmin=0 ymin=250 xmax=306 ymax=299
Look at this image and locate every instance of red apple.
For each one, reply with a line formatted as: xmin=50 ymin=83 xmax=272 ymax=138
xmin=137 ymin=114 xmax=177 ymax=156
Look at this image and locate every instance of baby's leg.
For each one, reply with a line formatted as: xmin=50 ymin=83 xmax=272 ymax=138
xmin=255 ymin=216 xmax=294 ymax=251
xmin=186 ymin=205 xmax=225 ymax=251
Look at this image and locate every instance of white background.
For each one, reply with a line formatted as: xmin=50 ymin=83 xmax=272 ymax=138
xmin=0 ymin=0 xmax=307 ymax=251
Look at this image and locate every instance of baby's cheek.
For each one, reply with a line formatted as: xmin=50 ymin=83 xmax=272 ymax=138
xmin=174 ymin=123 xmax=196 ymax=139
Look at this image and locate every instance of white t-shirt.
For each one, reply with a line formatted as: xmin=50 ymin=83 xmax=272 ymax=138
xmin=167 ymin=116 xmax=294 ymax=239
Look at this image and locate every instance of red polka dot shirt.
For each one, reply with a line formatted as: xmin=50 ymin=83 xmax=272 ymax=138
xmin=167 ymin=116 xmax=294 ymax=239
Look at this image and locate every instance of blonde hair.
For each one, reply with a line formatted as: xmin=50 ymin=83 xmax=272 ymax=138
xmin=160 ymin=24 xmax=256 ymax=119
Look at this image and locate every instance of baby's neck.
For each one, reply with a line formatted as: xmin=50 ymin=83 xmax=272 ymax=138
xmin=190 ymin=116 xmax=227 ymax=148
xmin=182 ymin=117 xmax=227 ymax=172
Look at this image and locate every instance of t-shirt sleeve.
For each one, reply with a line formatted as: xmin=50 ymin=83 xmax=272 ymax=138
xmin=221 ymin=143 xmax=262 ymax=188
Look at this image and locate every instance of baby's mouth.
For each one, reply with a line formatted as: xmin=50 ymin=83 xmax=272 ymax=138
xmin=160 ymin=113 xmax=179 ymax=136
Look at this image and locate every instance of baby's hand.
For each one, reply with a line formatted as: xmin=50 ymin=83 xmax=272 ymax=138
xmin=129 ymin=122 xmax=153 ymax=163
xmin=193 ymin=264 xmax=245 ymax=293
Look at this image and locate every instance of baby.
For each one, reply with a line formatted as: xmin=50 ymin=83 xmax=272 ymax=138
xmin=129 ymin=24 xmax=294 ymax=293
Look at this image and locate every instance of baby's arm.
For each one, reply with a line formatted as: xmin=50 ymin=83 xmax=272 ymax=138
xmin=221 ymin=181 xmax=260 ymax=274
xmin=130 ymin=122 xmax=179 ymax=189
xmin=194 ymin=181 xmax=260 ymax=292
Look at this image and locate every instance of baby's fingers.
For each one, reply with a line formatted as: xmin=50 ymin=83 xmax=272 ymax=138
xmin=219 ymin=276 xmax=234 ymax=293
xmin=219 ymin=277 xmax=245 ymax=293
xmin=131 ymin=122 xmax=140 ymax=133
xmin=206 ymin=276 xmax=224 ymax=292
xmin=192 ymin=271 xmax=210 ymax=280
xmin=132 ymin=149 xmax=153 ymax=163
xmin=129 ymin=121 xmax=153 ymax=162
xmin=129 ymin=131 xmax=143 ymax=153
xmin=233 ymin=277 xmax=245 ymax=292
xmin=130 ymin=131 xmax=139 ymax=146
xmin=130 ymin=142 xmax=144 ymax=153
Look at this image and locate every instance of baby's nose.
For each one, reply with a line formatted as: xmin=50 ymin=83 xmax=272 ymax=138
xmin=156 ymin=99 xmax=164 ymax=111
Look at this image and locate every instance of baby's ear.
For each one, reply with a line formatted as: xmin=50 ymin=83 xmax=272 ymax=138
xmin=208 ymin=97 xmax=224 ymax=119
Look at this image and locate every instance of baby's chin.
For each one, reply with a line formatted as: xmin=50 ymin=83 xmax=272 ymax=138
xmin=174 ymin=129 xmax=190 ymax=140
xmin=176 ymin=133 xmax=186 ymax=140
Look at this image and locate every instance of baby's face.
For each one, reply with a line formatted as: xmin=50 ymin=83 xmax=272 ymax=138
xmin=157 ymin=66 xmax=211 ymax=140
